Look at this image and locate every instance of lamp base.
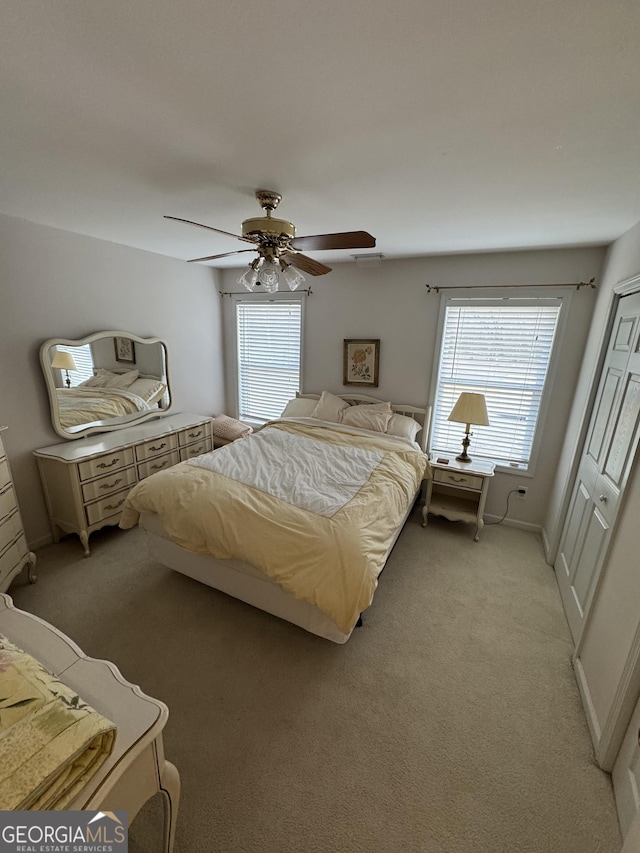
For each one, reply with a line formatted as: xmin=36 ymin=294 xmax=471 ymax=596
xmin=456 ymin=431 xmax=472 ymax=463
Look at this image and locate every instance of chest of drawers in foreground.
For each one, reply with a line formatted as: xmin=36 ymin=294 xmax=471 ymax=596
xmin=422 ymin=455 xmax=495 ymax=541
xmin=0 ymin=426 xmax=37 ymax=592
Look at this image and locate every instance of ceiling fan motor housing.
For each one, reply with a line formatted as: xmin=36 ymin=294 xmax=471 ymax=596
xmin=242 ymin=216 xmax=296 ymax=241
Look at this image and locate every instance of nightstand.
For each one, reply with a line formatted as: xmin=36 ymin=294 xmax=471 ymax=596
xmin=422 ymin=455 xmax=495 ymax=541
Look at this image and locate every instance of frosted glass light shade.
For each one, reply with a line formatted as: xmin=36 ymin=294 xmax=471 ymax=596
xmin=282 ymin=265 xmax=305 ymax=291
xmin=258 ymin=260 xmax=279 ymax=293
xmin=237 ymin=268 xmax=258 ymax=292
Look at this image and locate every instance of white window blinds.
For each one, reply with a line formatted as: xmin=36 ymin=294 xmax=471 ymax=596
xmin=431 ymin=299 xmax=562 ymax=469
xmin=236 ymin=298 xmax=303 ymax=422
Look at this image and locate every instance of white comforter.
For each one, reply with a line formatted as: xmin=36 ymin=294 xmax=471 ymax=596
xmin=188 ymin=426 xmax=384 ymax=517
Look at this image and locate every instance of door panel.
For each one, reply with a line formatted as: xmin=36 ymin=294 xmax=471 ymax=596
xmin=586 ymin=369 xmax=623 ymax=467
xmin=603 ymin=374 xmax=640 ymax=487
xmin=571 ymin=507 xmax=610 ymax=608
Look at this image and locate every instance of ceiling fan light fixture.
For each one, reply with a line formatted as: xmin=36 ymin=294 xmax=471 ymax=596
xmin=237 ymin=266 xmax=258 ymax=292
xmin=257 ymin=258 xmax=280 ymax=293
xmin=281 ymin=263 xmax=305 ymax=291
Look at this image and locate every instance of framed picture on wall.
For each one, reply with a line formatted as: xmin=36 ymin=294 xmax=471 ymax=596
xmin=343 ymin=339 xmax=380 ymax=387
xmin=114 ymin=336 xmax=136 ymax=364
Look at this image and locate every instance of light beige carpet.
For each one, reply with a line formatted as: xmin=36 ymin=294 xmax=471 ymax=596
xmin=10 ymin=512 xmax=621 ymax=853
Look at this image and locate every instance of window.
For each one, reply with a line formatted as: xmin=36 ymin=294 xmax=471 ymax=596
xmin=235 ymin=295 xmax=303 ymax=423
xmin=55 ymin=344 xmax=94 ymax=386
xmin=431 ymin=297 xmax=562 ymax=471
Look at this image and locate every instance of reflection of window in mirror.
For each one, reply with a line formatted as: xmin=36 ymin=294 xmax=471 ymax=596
xmin=55 ymin=344 xmax=94 ymax=386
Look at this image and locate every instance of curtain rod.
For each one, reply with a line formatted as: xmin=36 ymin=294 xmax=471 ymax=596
xmin=426 ymin=277 xmax=596 ymax=294
xmin=218 ymin=287 xmax=313 ymax=297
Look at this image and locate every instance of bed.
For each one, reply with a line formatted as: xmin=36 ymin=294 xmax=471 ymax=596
xmin=120 ymin=393 xmax=432 ymax=643
xmin=57 ymin=373 xmax=167 ymax=429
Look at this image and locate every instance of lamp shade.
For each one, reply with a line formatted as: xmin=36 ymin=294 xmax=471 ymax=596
xmin=447 ymin=392 xmax=489 ymax=427
xmin=51 ymin=351 xmax=78 ymax=371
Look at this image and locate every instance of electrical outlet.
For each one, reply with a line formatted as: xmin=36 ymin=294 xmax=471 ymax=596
xmin=516 ymin=485 xmax=528 ymax=499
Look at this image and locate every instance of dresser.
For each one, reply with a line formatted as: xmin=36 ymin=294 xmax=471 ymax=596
xmin=0 ymin=426 xmax=37 ymax=592
xmin=422 ymin=455 xmax=495 ymax=541
xmin=34 ymin=413 xmax=212 ymax=555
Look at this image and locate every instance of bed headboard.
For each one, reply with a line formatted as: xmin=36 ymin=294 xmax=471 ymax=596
xmin=296 ymin=392 xmax=431 ymax=455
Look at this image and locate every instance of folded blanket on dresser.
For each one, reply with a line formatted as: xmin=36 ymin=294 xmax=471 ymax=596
xmin=0 ymin=635 xmax=116 ymax=810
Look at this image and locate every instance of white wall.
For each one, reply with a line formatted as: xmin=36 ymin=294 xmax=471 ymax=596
xmin=0 ymin=214 xmax=225 ymax=547
xmin=220 ymin=246 xmax=605 ymax=529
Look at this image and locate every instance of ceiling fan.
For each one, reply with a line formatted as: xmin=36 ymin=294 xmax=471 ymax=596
xmin=165 ymin=190 xmax=376 ymax=292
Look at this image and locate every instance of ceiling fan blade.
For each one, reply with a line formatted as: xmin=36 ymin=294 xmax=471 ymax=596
xmin=187 ymin=249 xmax=257 ymax=263
xmin=290 ymin=231 xmax=376 ymax=252
xmin=164 ymin=215 xmax=256 ymax=244
xmin=283 ymin=252 xmax=332 ymax=276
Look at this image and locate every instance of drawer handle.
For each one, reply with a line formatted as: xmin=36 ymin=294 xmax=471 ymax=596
xmin=150 ymin=461 xmax=169 ymax=471
xmin=97 ymin=458 xmax=119 ymax=469
xmin=104 ymin=498 xmax=125 ymax=511
xmin=450 ymin=476 xmax=468 ymax=483
xmin=188 ymin=430 xmax=203 ymax=439
xmin=100 ymin=478 xmax=123 ymax=490
xmin=149 ymin=442 xmax=167 ymax=452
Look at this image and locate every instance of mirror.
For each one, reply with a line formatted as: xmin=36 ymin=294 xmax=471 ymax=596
xmin=40 ymin=331 xmax=172 ymax=440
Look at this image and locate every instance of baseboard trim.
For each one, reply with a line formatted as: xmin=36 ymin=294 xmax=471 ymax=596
xmin=483 ymin=514 xmax=541 ymax=534
xmin=29 ymin=534 xmax=53 ymax=550
xmin=573 ymin=653 xmax=602 ymax=760
xmin=541 ymin=526 xmax=553 ymax=564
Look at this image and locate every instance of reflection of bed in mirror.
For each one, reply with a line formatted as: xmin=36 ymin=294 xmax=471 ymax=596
xmin=55 ymin=375 xmax=167 ymax=429
xmin=40 ymin=332 xmax=171 ymax=440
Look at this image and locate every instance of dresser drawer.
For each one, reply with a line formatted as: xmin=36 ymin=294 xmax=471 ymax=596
xmin=81 ymin=466 xmax=138 ymax=503
xmin=0 ymin=533 xmax=28 ymax=582
xmin=178 ymin=422 xmax=210 ymax=448
xmin=179 ymin=439 xmax=212 ymax=462
xmin=137 ymin=450 xmax=180 ymax=480
xmin=78 ymin=448 xmax=136 ymax=482
xmin=433 ymin=468 xmax=484 ymax=490
xmin=85 ymin=489 xmax=132 ymax=526
xmin=135 ymin=434 xmax=178 ymax=462
xmin=0 ymin=484 xmax=18 ymax=523
xmin=0 ymin=509 xmax=23 ymax=552
xmin=0 ymin=459 xmax=11 ymax=492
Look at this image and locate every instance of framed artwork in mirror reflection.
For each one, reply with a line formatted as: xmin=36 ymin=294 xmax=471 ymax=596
xmin=114 ymin=337 xmax=136 ymax=363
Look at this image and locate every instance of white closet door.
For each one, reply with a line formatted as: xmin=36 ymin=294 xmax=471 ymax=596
xmin=555 ymin=291 xmax=640 ymax=642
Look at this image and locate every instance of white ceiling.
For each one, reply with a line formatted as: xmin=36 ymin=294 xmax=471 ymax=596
xmin=2 ymin=0 xmax=640 ymax=270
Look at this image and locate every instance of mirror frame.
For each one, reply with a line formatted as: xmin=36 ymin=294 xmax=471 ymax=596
xmin=40 ymin=331 xmax=172 ymax=440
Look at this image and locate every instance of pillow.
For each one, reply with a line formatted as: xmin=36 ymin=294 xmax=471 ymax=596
xmin=281 ymin=397 xmax=318 ymax=418
xmin=79 ymin=368 xmax=117 ymax=389
xmin=105 ymin=369 xmax=140 ymax=389
xmin=127 ymin=377 xmax=167 ymax=405
xmin=387 ymin=413 xmax=421 ymax=442
xmin=212 ymin=414 xmax=253 ymax=441
xmin=340 ymin=402 xmax=392 ymax=433
xmin=311 ymin=391 xmax=350 ymax=423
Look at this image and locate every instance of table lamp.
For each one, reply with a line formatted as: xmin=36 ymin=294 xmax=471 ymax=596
xmin=51 ymin=351 xmax=77 ymax=388
xmin=447 ymin=392 xmax=489 ymax=463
